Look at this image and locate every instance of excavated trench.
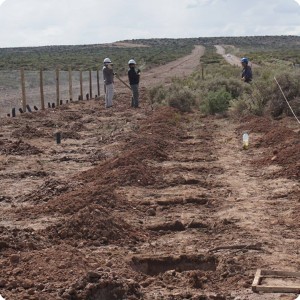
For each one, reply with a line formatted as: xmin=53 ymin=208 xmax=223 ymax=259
xmin=131 ymin=254 xmax=218 ymax=276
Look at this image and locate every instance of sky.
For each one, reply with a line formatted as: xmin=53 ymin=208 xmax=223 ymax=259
xmin=0 ymin=0 xmax=300 ymax=48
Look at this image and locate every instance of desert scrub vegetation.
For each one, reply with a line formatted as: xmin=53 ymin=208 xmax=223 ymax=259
xmin=168 ymin=86 xmax=197 ymax=112
xmin=2 ymin=35 xmax=300 ymax=71
xmin=0 ymin=40 xmax=194 ymax=73
xmin=2 ymin=36 xmax=300 ymax=117
xmin=236 ymin=45 xmax=300 ymax=67
xmin=149 ymin=45 xmax=300 ymax=118
xmin=148 ymin=83 xmax=197 ymax=112
xmin=148 ymin=48 xmax=244 ymax=114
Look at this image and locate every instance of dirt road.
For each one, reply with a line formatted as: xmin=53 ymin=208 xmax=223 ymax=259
xmin=141 ymin=45 xmax=205 ymax=87
xmin=0 ymin=45 xmax=299 ymax=300
xmin=215 ymin=45 xmax=259 ymax=69
xmin=215 ymin=45 xmax=242 ymax=67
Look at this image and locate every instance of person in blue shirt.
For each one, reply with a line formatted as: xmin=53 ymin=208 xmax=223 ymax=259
xmin=241 ymin=57 xmax=252 ymax=83
xmin=127 ymin=59 xmax=140 ymax=108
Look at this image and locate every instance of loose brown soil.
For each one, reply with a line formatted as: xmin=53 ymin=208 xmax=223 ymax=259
xmin=0 ymin=46 xmax=299 ymax=300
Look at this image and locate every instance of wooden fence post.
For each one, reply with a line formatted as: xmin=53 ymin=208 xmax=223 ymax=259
xmin=68 ymin=67 xmax=73 ymax=102
xmin=20 ymin=68 xmax=27 ymax=112
xmin=89 ymin=70 xmax=92 ymax=100
xmin=40 ymin=68 xmax=45 ymax=110
xmin=80 ymin=70 xmax=83 ymax=100
xmin=97 ymin=68 xmax=100 ymax=98
xmin=56 ymin=68 xmax=60 ymax=107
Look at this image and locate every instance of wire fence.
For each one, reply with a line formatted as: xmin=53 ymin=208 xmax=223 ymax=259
xmin=0 ymin=70 xmax=103 ymax=117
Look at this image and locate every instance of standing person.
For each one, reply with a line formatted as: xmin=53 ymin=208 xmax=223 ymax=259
xmin=241 ymin=57 xmax=252 ymax=83
xmin=102 ymin=57 xmax=115 ymax=108
xmin=127 ymin=59 xmax=140 ymax=108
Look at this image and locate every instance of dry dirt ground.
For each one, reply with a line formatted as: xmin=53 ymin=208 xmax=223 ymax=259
xmin=0 ymin=46 xmax=299 ymax=300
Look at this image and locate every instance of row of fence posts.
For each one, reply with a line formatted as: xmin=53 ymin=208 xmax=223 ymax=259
xmin=11 ymin=67 xmax=101 ymax=116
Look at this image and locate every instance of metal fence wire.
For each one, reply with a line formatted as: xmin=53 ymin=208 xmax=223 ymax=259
xmin=0 ymin=70 xmax=102 ymax=117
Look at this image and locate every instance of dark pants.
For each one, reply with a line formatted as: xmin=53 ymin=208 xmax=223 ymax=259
xmin=131 ymin=84 xmax=139 ymax=107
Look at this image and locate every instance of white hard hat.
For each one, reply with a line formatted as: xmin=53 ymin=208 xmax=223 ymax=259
xmin=103 ymin=57 xmax=112 ymax=64
xmin=128 ymin=59 xmax=136 ymax=65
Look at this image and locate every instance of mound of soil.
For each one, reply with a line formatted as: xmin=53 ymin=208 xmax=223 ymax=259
xmin=41 ymin=204 xmax=145 ymax=247
xmin=0 ymin=226 xmax=45 ymax=251
xmin=65 ymin=271 xmax=142 ymax=300
xmin=238 ymin=116 xmax=277 ymax=133
xmin=0 ymin=139 xmax=42 ymax=155
xmin=32 ymin=183 xmax=120 ymax=215
xmin=67 ymin=121 xmax=87 ymax=132
xmin=272 ymin=143 xmax=300 ymax=179
xmin=76 ymin=108 xmax=179 ymax=186
xmin=256 ymin=126 xmax=298 ymax=147
xmin=11 ymin=125 xmax=50 ymax=139
xmin=59 ymin=111 xmax=83 ymax=121
xmin=16 ymin=179 xmax=73 ymax=203
xmin=79 ymin=154 xmax=162 ymax=187
xmin=240 ymin=115 xmax=300 ymax=179
xmin=61 ymin=130 xmax=81 ymax=140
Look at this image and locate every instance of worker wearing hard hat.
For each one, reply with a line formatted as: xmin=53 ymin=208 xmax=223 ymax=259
xmin=241 ymin=57 xmax=252 ymax=83
xmin=103 ymin=57 xmax=115 ymax=108
xmin=127 ymin=59 xmax=140 ymax=108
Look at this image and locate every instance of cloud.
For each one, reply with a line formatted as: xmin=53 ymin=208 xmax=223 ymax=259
xmin=0 ymin=0 xmax=300 ymax=47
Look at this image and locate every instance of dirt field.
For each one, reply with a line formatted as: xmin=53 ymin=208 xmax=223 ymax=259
xmin=0 ymin=46 xmax=299 ymax=300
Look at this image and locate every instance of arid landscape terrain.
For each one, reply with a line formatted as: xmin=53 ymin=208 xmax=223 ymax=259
xmin=0 ymin=44 xmax=299 ymax=300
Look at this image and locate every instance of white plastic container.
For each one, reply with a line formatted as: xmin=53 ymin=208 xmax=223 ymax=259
xmin=242 ymin=132 xmax=249 ymax=150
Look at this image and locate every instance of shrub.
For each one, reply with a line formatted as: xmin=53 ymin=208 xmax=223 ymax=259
xmin=268 ymin=71 xmax=300 ymax=117
xmin=201 ymin=89 xmax=232 ymax=115
xmin=243 ymin=90 xmax=265 ymax=116
xmin=148 ymin=85 xmax=167 ymax=105
xmin=229 ymin=98 xmax=250 ymax=119
xmin=273 ymin=72 xmax=300 ymax=99
xmin=230 ymin=85 xmax=271 ymax=117
xmin=167 ymin=86 xmax=197 ymax=112
xmin=285 ymin=97 xmax=300 ymax=117
xmin=205 ymin=78 xmax=247 ymax=98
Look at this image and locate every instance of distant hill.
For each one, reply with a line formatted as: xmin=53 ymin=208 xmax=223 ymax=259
xmin=0 ymin=36 xmax=299 ymax=71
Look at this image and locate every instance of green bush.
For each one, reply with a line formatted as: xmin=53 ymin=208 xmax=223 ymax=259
xmin=167 ymin=86 xmax=197 ymax=112
xmin=262 ymin=71 xmax=300 ymax=117
xmin=228 ymin=68 xmax=300 ymax=118
xmin=243 ymin=90 xmax=265 ymax=116
xmin=229 ymin=85 xmax=271 ymax=117
xmin=285 ymin=97 xmax=300 ymax=117
xmin=148 ymin=85 xmax=167 ymax=105
xmin=201 ymin=89 xmax=232 ymax=115
xmin=205 ymin=78 xmax=247 ymax=98
xmin=229 ymin=98 xmax=250 ymax=119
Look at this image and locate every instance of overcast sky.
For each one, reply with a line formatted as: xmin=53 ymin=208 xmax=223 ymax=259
xmin=0 ymin=0 xmax=300 ymax=48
